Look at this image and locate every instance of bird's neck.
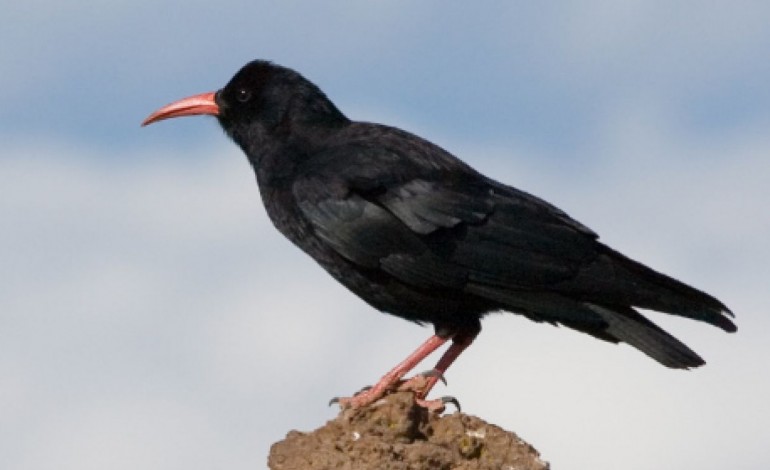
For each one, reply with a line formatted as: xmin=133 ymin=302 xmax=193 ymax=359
xmin=243 ymin=124 xmax=337 ymax=188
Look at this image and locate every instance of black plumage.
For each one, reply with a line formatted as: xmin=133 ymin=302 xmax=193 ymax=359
xmin=143 ymin=60 xmax=735 ymax=406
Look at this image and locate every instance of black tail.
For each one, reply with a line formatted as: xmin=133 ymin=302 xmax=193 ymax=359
xmin=562 ymin=244 xmax=736 ymax=333
xmin=469 ymin=243 xmax=736 ymax=368
xmin=584 ymin=304 xmax=706 ymax=368
xmin=468 ymin=284 xmax=711 ymax=368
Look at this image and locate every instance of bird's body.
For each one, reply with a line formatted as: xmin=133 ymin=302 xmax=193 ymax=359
xmin=143 ymin=60 xmax=735 ymax=408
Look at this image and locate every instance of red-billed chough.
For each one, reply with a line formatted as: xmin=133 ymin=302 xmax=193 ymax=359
xmin=143 ymin=60 xmax=735 ymax=411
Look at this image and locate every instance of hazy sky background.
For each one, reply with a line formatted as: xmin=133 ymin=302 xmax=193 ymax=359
xmin=2 ymin=2 xmax=769 ymax=469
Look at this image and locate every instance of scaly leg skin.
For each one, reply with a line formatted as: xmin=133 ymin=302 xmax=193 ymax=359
xmin=400 ymin=330 xmax=478 ymax=412
xmin=332 ymin=334 xmax=448 ymax=409
xmin=332 ymin=329 xmax=479 ymax=413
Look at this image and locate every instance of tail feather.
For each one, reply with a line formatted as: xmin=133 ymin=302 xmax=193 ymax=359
xmin=560 ymin=245 xmax=736 ymax=333
xmin=467 ymin=283 xmax=712 ymax=368
xmin=585 ymin=303 xmax=706 ymax=369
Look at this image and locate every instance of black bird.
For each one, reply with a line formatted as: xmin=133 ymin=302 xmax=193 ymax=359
xmin=143 ymin=60 xmax=735 ymax=410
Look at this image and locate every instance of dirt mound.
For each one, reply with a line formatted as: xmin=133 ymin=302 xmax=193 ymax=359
xmin=268 ymin=391 xmax=548 ymax=470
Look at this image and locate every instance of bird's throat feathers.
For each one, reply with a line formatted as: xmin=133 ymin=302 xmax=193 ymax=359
xmin=218 ymin=95 xmax=348 ymax=175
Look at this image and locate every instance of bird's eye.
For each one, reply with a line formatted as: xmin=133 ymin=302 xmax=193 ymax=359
xmin=236 ymin=88 xmax=251 ymax=103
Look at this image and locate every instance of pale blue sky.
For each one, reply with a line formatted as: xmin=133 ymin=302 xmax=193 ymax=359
xmin=2 ymin=2 xmax=769 ymax=469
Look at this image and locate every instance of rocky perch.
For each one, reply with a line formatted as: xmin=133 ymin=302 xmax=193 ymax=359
xmin=268 ymin=391 xmax=549 ymax=470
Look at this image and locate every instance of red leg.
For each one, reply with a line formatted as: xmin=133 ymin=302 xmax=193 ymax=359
xmin=416 ymin=330 xmax=478 ymax=400
xmin=334 ymin=334 xmax=448 ymax=408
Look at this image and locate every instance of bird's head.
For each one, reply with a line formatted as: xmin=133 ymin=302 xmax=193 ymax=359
xmin=142 ymin=60 xmax=348 ymax=158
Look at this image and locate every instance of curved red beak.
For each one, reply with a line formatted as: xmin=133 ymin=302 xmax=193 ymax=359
xmin=141 ymin=91 xmax=219 ymax=126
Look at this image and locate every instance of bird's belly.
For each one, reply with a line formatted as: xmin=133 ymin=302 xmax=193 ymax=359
xmin=313 ymin=250 xmax=490 ymax=330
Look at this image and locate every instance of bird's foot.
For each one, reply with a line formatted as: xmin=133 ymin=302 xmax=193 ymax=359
xmin=329 ymin=369 xmax=456 ymax=412
xmin=328 ymin=388 xmax=386 ymax=409
xmin=396 ymin=373 xmax=460 ymax=413
xmin=416 ymin=395 xmax=461 ymax=413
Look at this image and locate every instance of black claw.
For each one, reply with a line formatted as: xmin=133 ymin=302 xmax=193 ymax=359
xmin=440 ymin=395 xmax=461 ymax=412
xmin=329 ymin=384 xmax=374 ymax=407
xmin=419 ymin=368 xmax=447 ymax=386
